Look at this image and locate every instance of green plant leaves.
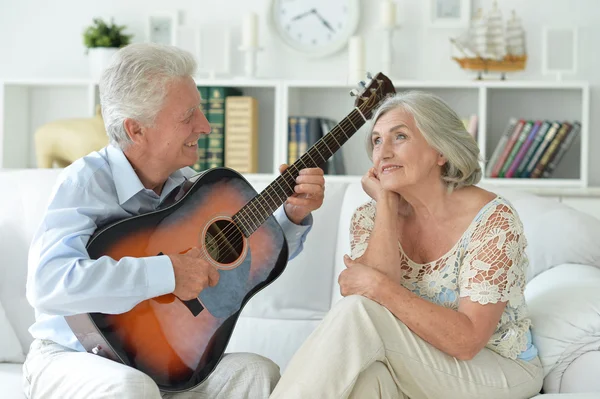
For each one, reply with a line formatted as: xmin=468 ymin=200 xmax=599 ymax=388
xmin=83 ymin=17 xmax=133 ymax=52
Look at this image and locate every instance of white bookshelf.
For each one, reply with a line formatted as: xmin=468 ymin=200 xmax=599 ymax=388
xmin=0 ymin=78 xmax=590 ymax=190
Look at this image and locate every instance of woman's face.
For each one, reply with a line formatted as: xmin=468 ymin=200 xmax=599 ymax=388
xmin=370 ymin=108 xmax=446 ymax=191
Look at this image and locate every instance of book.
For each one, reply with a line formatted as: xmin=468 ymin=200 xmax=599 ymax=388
xmin=288 ymin=117 xmax=298 ymax=164
xmin=486 ymin=118 xmax=517 ymax=177
xmin=321 ymin=118 xmax=346 ymax=175
xmin=288 ymin=116 xmax=328 ymax=170
xmin=499 ymin=120 xmax=533 ymax=177
xmin=490 ymin=119 xmax=525 ymax=177
xmin=521 ymin=121 xmax=561 ymax=178
xmin=505 ymin=120 xmax=542 ymax=178
xmin=542 ymin=122 xmax=581 ymax=178
xmin=224 ymin=96 xmax=259 ymax=173
xmin=193 ymin=86 xmax=210 ymax=172
xmin=206 ymin=87 xmax=242 ymax=169
xmin=515 ymin=121 xmax=551 ymax=177
xmin=531 ymin=122 xmax=572 ymax=178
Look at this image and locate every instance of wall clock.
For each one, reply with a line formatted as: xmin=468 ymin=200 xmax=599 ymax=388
xmin=269 ymin=0 xmax=360 ymax=58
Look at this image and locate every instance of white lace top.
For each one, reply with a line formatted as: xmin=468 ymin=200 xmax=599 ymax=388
xmin=350 ymin=196 xmax=533 ymax=360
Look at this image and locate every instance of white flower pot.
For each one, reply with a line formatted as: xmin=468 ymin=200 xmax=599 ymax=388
xmin=88 ymin=47 xmax=118 ymax=82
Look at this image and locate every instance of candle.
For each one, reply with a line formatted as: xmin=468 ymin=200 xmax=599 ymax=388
xmin=242 ymin=12 xmax=258 ymax=48
xmin=348 ymin=35 xmax=365 ymax=82
xmin=380 ymin=0 xmax=396 ymax=29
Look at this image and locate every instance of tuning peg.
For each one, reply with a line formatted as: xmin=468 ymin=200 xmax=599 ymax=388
xmin=366 ymin=72 xmax=373 ymax=79
xmin=358 ymin=81 xmax=366 ymax=88
xmin=349 ymin=88 xmax=359 ymax=97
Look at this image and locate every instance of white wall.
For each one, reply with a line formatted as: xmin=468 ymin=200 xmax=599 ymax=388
xmin=0 ymin=0 xmax=599 ymax=183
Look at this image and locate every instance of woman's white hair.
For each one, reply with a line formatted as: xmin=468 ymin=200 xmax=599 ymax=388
xmin=367 ymin=91 xmax=482 ymax=191
xmin=99 ymin=42 xmax=197 ymax=150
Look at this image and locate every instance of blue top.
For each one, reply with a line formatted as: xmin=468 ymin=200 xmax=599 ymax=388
xmin=26 ymin=145 xmax=312 ymax=351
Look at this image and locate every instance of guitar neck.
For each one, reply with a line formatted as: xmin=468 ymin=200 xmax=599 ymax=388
xmin=233 ymin=108 xmax=368 ymax=237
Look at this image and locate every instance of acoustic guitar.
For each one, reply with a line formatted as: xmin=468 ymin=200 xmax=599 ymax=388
xmin=65 ymin=72 xmax=396 ymax=392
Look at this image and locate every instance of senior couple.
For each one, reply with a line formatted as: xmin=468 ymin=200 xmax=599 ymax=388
xmin=23 ymin=43 xmax=542 ymax=399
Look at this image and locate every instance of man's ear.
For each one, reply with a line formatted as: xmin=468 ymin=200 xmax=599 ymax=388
xmin=123 ymin=118 xmax=144 ymax=144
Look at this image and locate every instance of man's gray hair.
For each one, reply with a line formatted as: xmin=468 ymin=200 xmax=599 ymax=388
xmin=367 ymin=91 xmax=482 ymax=191
xmin=99 ymin=42 xmax=197 ymax=150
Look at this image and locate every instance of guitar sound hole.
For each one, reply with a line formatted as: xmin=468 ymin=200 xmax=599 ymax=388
xmin=204 ymin=220 xmax=244 ymax=264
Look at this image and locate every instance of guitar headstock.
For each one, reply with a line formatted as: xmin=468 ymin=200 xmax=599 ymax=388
xmin=350 ymin=72 xmax=396 ymax=119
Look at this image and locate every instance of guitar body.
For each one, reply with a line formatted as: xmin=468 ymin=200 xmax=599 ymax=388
xmin=66 ymin=168 xmax=288 ymax=392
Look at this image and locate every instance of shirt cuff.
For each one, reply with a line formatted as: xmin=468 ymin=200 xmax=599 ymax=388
xmin=275 ymin=206 xmax=313 ymax=229
xmin=144 ymin=255 xmax=176 ymax=298
xmin=274 ymin=207 xmax=313 ymax=260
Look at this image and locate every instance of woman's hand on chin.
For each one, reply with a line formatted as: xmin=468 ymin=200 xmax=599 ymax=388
xmin=361 ymin=167 xmax=384 ymax=201
xmin=361 ymin=167 xmax=401 ymax=206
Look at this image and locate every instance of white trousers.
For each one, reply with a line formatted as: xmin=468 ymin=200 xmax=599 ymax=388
xmin=23 ymin=339 xmax=280 ymax=399
xmin=271 ymin=295 xmax=544 ymax=399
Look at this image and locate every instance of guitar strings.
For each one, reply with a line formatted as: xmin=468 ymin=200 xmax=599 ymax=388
xmin=203 ymin=86 xmax=387 ymax=262
xmin=203 ymin=110 xmax=366 ymax=260
xmin=205 ymin=94 xmax=382 ymax=260
xmin=204 ymin=89 xmax=382 ymax=261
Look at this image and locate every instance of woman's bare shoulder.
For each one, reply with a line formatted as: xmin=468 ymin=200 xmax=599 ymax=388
xmin=449 ymin=186 xmax=500 ymax=222
xmin=455 ymin=186 xmax=498 ymax=208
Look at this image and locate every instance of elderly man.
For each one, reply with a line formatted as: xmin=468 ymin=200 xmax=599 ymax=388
xmin=23 ymin=43 xmax=325 ymax=399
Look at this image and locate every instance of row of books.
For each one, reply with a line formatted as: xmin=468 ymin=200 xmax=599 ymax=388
xmin=288 ymin=116 xmax=346 ymax=175
xmin=193 ymin=86 xmax=259 ymax=173
xmin=486 ymin=119 xmax=581 ymax=179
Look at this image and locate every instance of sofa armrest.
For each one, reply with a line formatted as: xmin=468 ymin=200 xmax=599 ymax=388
xmin=525 ymin=263 xmax=600 ymax=394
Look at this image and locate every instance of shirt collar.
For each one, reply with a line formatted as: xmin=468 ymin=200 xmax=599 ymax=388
xmin=106 ymin=145 xmax=187 ymax=205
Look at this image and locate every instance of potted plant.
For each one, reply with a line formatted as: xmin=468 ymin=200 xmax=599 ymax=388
xmin=83 ymin=18 xmax=133 ymax=81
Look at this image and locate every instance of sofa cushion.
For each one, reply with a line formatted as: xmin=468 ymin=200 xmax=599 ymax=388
xmin=331 ymin=182 xmax=370 ymax=305
xmin=0 ymin=301 xmax=25 ymax=363
xmin=481 ymin=186 xmax=600 ymax=281
xmin=225 ymin=316 xmax=322 ymax=372
xmin=0 ymin=363 xmax=26 ymax=399
xmin=0 ymin=169 xmax=62 ymax=352
xmin=525 ymin=263 xmax=600 ymax=393
xmin=560 ymin=351 xmax=600 ymax=393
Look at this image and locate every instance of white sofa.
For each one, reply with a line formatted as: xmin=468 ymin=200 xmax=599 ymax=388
xmin=1 ymin=169 xmax=600 ymax=399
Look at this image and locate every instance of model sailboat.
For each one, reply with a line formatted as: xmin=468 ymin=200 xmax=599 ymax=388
xmin=450 ymin=2 xmax=526 ymax=79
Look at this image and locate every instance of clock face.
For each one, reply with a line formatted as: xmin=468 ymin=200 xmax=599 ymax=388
xmin=270 ymin=0 xmax=360 ymax=57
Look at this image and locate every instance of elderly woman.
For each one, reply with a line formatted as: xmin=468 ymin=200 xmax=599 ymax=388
xmin=271 ymin=91 xmax=543 ymax=399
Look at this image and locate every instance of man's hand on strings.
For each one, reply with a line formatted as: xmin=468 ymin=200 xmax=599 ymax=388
xmin=279 ymin=164 xmax=325 ymax=224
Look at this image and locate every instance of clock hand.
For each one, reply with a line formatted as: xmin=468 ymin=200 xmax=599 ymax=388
xmin=291 ymin=9 xmax=315 ymax=21
xmin=312 ymin=9 xmax=336 ymax=33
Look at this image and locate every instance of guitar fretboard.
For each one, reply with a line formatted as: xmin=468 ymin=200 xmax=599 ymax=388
xmin=232 ymin=108 xmax=368 ymax=237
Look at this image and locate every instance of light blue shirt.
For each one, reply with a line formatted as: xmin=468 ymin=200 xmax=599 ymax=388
xmin=26 ymin=145 xmax=312 ymax=352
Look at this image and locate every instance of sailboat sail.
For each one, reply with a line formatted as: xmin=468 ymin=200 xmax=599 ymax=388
xmin=486 ymin=2 xmax=506 ymax=60
xmin=506 ymin=10 xmax=525 ymax=56
xmin=471 ymin=9 xmax=488 ymax=57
